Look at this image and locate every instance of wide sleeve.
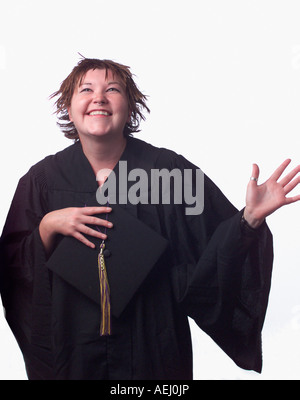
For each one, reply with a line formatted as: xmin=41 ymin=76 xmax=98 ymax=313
xmin=173 ymin=210 xmax=273 ymax=372
xmin=156 ymin=151 xmax=274 ymax=373
xmin=0 ymin=165 xmax=53 ymax=376
xmin=1 ymin=169 xmax=48 ymax=286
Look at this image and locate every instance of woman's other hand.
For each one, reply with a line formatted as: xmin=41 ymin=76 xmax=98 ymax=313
xmin=39 ymin=206 xmax=112 ymax=254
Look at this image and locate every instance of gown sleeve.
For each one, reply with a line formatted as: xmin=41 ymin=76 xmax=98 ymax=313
xmin=0 ymin=164 xmax=53 ymax=377
xmin=1 ymin=168 xmax=48 ymax=284
xmin=156 ymin=151 xmax=274 ymax=373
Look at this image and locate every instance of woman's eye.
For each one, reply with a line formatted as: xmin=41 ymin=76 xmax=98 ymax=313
xmin=80 ymin=88 xmax=92 ymax=93
xmin=107 ymin=87 xmax=120 ymax=93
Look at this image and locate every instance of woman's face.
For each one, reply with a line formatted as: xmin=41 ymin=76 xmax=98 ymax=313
xmin=68 ymin=68 xmax=130 ymax=141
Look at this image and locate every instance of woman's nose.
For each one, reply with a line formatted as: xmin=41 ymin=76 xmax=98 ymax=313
xmin=93 ymin=91 xmax=108 ymax=105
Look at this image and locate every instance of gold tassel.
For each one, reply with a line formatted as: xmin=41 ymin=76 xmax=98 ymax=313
xmin=98 ymin=241 xmax=111 ymax=336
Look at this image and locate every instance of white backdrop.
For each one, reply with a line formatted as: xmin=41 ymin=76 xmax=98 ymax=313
xmin=0 ymin=0 xmax=299 ymax=380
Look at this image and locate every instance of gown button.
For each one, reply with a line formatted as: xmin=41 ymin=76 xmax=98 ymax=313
xmin=103 ymin=249 xmax=111 ymax=258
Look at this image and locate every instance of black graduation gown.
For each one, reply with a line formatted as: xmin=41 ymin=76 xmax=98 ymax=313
xmin=0 ymin=136 xmax=273 ymax=380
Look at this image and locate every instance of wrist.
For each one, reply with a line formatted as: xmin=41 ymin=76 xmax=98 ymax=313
xmin=40 ymin=212 xmax=56 ymax=235
xmin=39 ymin=212 xmax=57 ymax=253
xmin=243 ymin=208 xmax=265 ymax=229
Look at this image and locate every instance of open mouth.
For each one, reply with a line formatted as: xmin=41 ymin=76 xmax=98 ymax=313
xmin=88 ymin=110 xmax=112 ymax=116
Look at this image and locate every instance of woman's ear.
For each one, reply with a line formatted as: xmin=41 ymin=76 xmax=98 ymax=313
xmin=67 ymin=107 xmax=73 ymax=122
xmin=127 ymin=109 xmax=132 ymax=123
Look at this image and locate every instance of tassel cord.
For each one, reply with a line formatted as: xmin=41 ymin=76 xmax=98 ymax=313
xmin=98 ymin=241 xmax=111 ymax=336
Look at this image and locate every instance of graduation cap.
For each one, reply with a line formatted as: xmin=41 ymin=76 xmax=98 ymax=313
xmin=46 ymin=201 xmax=168 ymax=320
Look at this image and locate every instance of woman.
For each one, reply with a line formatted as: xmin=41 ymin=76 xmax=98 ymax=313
xmin=1 ymin=58 xmax=299 ymax=380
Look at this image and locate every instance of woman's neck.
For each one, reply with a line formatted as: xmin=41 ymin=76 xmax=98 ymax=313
xmin=79 ymin=134 xmax=127 ymax=177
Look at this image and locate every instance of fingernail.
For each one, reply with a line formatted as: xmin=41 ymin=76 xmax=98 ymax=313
xmin=106 ymin=207 xmax=112 ymax=212
xmin=107 ymin=222 xmax=113 ymax=228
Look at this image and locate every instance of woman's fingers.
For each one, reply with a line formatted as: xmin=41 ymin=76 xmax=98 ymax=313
xmin=269 ymin=159 xmax=292 ymax=181
xmin=62 ymin=207 xmax=113 ymax=247
xmin=79 ymin=223 xmax=108 ymax=239
xmin=40 ymin=207 xmax=114 ymax=252
xmin=73 ymin=231 xmax=98 ymax=249
xmin=249 ymin=163 xmax=260 ymax=184
xmin=77 ymin=207 xmax=113 ymax=247
xmin=279 ymin=164 xmax=300 ymax=189
xmin=285 ymin=193 xmax=300 ymax=205
xmin=84 ymin=215 xmax=113 ymax=229
xmin=82 ymin=206 xmax=112 ymax=215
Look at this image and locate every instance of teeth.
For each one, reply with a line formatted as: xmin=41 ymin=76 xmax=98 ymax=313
xmin=89 ymin=111 xmax=110 ymax=116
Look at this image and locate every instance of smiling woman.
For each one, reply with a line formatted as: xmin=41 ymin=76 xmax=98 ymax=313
xmin=0 ymin=56 xmax=299 ymax=380
xmin=50 ymin=58 xmax=150 ymax=140
xmin=67 ymin=69 xmax=131 ymax=141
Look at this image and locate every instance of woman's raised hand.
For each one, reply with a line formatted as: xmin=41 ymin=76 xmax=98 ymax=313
xmin=244 ymin=159 xmax=300 ymax=228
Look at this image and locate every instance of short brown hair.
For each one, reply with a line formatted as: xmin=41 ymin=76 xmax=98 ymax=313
xmin=50 ymin=57 xmax=150 ymax=139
